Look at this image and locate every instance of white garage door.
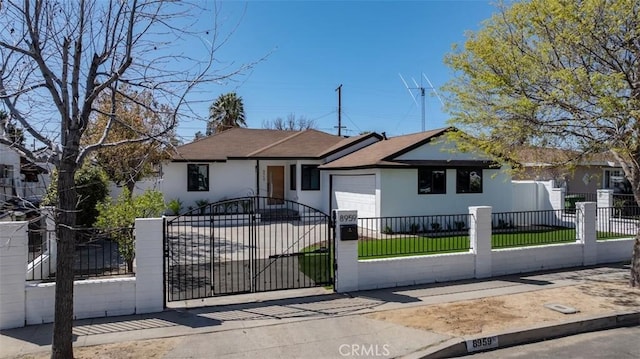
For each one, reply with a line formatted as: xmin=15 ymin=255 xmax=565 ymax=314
xmin=332 ymin=175 xmax=376 ymax=218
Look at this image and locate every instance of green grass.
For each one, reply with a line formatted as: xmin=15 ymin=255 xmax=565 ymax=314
xmin=298 ymin=245 xmax=333 ymax=286
xmin=359 ymin=227 xmax=635 ymax=259
xmin=298 ymin=228 xmax=635 ymax=280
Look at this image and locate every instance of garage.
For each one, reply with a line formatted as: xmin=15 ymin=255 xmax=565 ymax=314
xmin=331 ymin=174 xmax=377 ymax=218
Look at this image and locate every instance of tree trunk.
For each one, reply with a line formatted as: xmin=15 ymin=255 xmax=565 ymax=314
xmin=630 ymin=236 xmax=640 ymax=287
xmin=125 ymin=179 xmax=135 ymax=198
xmin=51 ymin=158 xmax=78 ymax=359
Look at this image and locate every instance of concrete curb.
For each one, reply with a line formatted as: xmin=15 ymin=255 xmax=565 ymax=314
xmin=406 ymin=311 xmax=640 ymax=359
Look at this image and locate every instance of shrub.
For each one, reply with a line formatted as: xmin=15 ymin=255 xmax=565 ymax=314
xmin=166 ymin=198 xmax=182 ymax=215
xmin=95 ymin=189 xmax=165 ymax=272
xmin=195 ymin=199 xmax=209 ymax=214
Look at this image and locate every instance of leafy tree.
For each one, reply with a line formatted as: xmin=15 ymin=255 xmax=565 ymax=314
xmin=86 ymin=85 xmax=173 ymax=196
xmin=43 ymin=163 xmax=109 ymax=228
xmin=207 ymin=92 xmax=246 ymax=134
xmin=262 ymin=113 xmax=316 ymax=131
xmin=95 ymin=188 xmax=165 ymax=272
xmin=443 ymin=0 xmax=640 ymax=286
xmin=0 ymin=2 xmax=254 ymax=356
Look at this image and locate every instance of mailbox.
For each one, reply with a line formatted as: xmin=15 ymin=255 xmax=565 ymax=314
xmin=340 ymin=224 xmax=358 ymax=241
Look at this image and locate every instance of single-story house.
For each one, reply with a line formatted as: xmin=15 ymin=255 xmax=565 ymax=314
xmin=163 ymin=127 xmax=514 ymax=219
xmin=511 ymin=146 xmax=625 ymax=194
xmin=162 ymin=128 xmax=381 ymax=213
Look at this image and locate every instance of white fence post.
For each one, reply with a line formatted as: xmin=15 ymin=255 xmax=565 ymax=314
xmin=334 ymin=209 xmax=359 ymax=293
xmin=597 ymin=190 xmax=613 ymax=233
xmin=134 ymin=218 xmax=164 ymax=314
xmin=470 ymin=206 xmax=493 ymax=278
xmin=577 ymin=202 xmax=597 ymax=266
xmin=550 ymin=187 xmax=566 ymax=211
xmin=0 ymin=221 xmax=28 ymax=329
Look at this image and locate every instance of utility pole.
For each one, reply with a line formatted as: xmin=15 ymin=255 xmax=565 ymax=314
xmin=335 ymin=84 xmax=345 ymax=136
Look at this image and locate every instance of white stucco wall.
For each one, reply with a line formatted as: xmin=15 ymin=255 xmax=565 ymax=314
xmin=378 ymin=167 xmax=512 ymax=217
xmin=395 ymin=137 xmax=492 ymax=161
xmin=491 ymin=243 xmax=584 ymax=277
xmin=161 ymin=160 xmax=256 ymax=209
xmin=357 ymin=252 xmax=475 ymax=290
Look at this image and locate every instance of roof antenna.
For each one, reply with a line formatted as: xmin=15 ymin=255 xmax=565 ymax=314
xmin=399 ymin=73 xmax=445 ymax=132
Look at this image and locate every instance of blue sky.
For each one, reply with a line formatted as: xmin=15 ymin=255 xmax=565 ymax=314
xmin=178 ymin=1 xmax=499 ymax=142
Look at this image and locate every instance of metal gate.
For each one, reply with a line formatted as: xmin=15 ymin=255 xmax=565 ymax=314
xmin=164 ymin=196 xmax=333 ymax=302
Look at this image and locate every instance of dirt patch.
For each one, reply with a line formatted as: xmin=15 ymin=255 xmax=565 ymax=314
xmin=367 ymin=279 xmax=640 ymax=337
xmin=15 ymin=337 xmax=177 ymax=359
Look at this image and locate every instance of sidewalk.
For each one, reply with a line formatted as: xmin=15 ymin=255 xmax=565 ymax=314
xmin=1 ymin=263 xmax=638 ymax=358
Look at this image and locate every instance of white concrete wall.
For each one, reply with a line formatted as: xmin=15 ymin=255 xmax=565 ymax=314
xmin=491 ymin=244 xmax=583 ymax=276
xmin=378 ymin=167 xmax=512 ymax=217
xmin=357 ymin=253 xmax=475 ymax=290
xmin=0 ymin=221 xmax=28 ymax=329
xmin=333 ymin=203 xmax=634 ymax=293
xmin=512 ymin=180 xmax=556 ymax=211
xmin=596 ymin=239 xmax=635 ymax=264
xmin=162 ymin=160 xmax=256 ymax=210
xmin=0 ymin=217 xmax=165 ymax=329
xmin=25 ymin=278 xmax=136 ymax=325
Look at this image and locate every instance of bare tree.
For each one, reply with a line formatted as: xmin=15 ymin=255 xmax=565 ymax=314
xmin=0 ymin=1 xmax=255 ymax=357
xmin=262 ymin=113 xmax=316 ymax=131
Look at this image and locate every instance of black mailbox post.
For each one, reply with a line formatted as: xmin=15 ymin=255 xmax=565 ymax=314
xmin=340 ymin=224 xmax=358 ymax=240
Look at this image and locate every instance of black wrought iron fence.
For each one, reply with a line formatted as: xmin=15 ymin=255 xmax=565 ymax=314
xmin=27 ymin=226 xmax=133 ymax=281
xmin=597 ymin=206 xmax=640 ymax=240
xmin=491 ymin=209 xmax=577 ymax=248
xmin=357 ymin=214 xmax=471 ymax=259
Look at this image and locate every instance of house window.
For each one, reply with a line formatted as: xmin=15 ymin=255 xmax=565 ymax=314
xmin=456 ymin=168 xmax=483 ymax=193
xmin=418 ymin=168 xmax=446 ymax=194
xmin=290 ymin=164 xmax=296 ymax=190
xmin=187 ymin=164 xmax=209 ymax=192
xmin=604 ymin=169 xmax=630 ymax=193
xmin=301 ymin=165 xmax=320 ymax=190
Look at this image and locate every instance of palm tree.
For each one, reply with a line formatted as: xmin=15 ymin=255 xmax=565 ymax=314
xmin=207 ymin=92 xmax=246 ymax=135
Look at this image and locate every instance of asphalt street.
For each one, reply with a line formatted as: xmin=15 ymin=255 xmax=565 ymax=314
xmin=464 ymin=326 xmax=640 ymax=359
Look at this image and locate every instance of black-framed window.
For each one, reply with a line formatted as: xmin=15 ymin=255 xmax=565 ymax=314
xmin=456 ymin=168 xmax=483 ymax=193
xmin=290 ymin=164 xmax=296 ymax=190
xmin=187 ymin=164 xmax=209 ymax=192
xmin=418 ymin=168 xmax=446 ymax=194
xmin=301 ymin=164 xmax=320 ymax=190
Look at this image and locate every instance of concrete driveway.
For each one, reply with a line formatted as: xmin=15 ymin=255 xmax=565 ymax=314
xmin=165 ymin=219 xmax=332 ymax=300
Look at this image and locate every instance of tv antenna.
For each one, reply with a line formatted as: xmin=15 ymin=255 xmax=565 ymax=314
xmin=399 ymin=73 xmax=445 ymax=132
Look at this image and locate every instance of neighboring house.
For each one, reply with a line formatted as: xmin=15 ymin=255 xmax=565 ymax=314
xmin=162 ymin=128 xmax=381 ymax=212
xmin=320 ymin=128 xmax=512 ymax=218
xmin=511 ymin=147 xmax=624 ymax=194
xmin=0 ymin=143 xmax=50 ymax=219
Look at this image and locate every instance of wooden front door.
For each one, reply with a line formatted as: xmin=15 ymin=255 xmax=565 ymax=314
xmin=267 ymin=166 xmax=285 ymax=205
